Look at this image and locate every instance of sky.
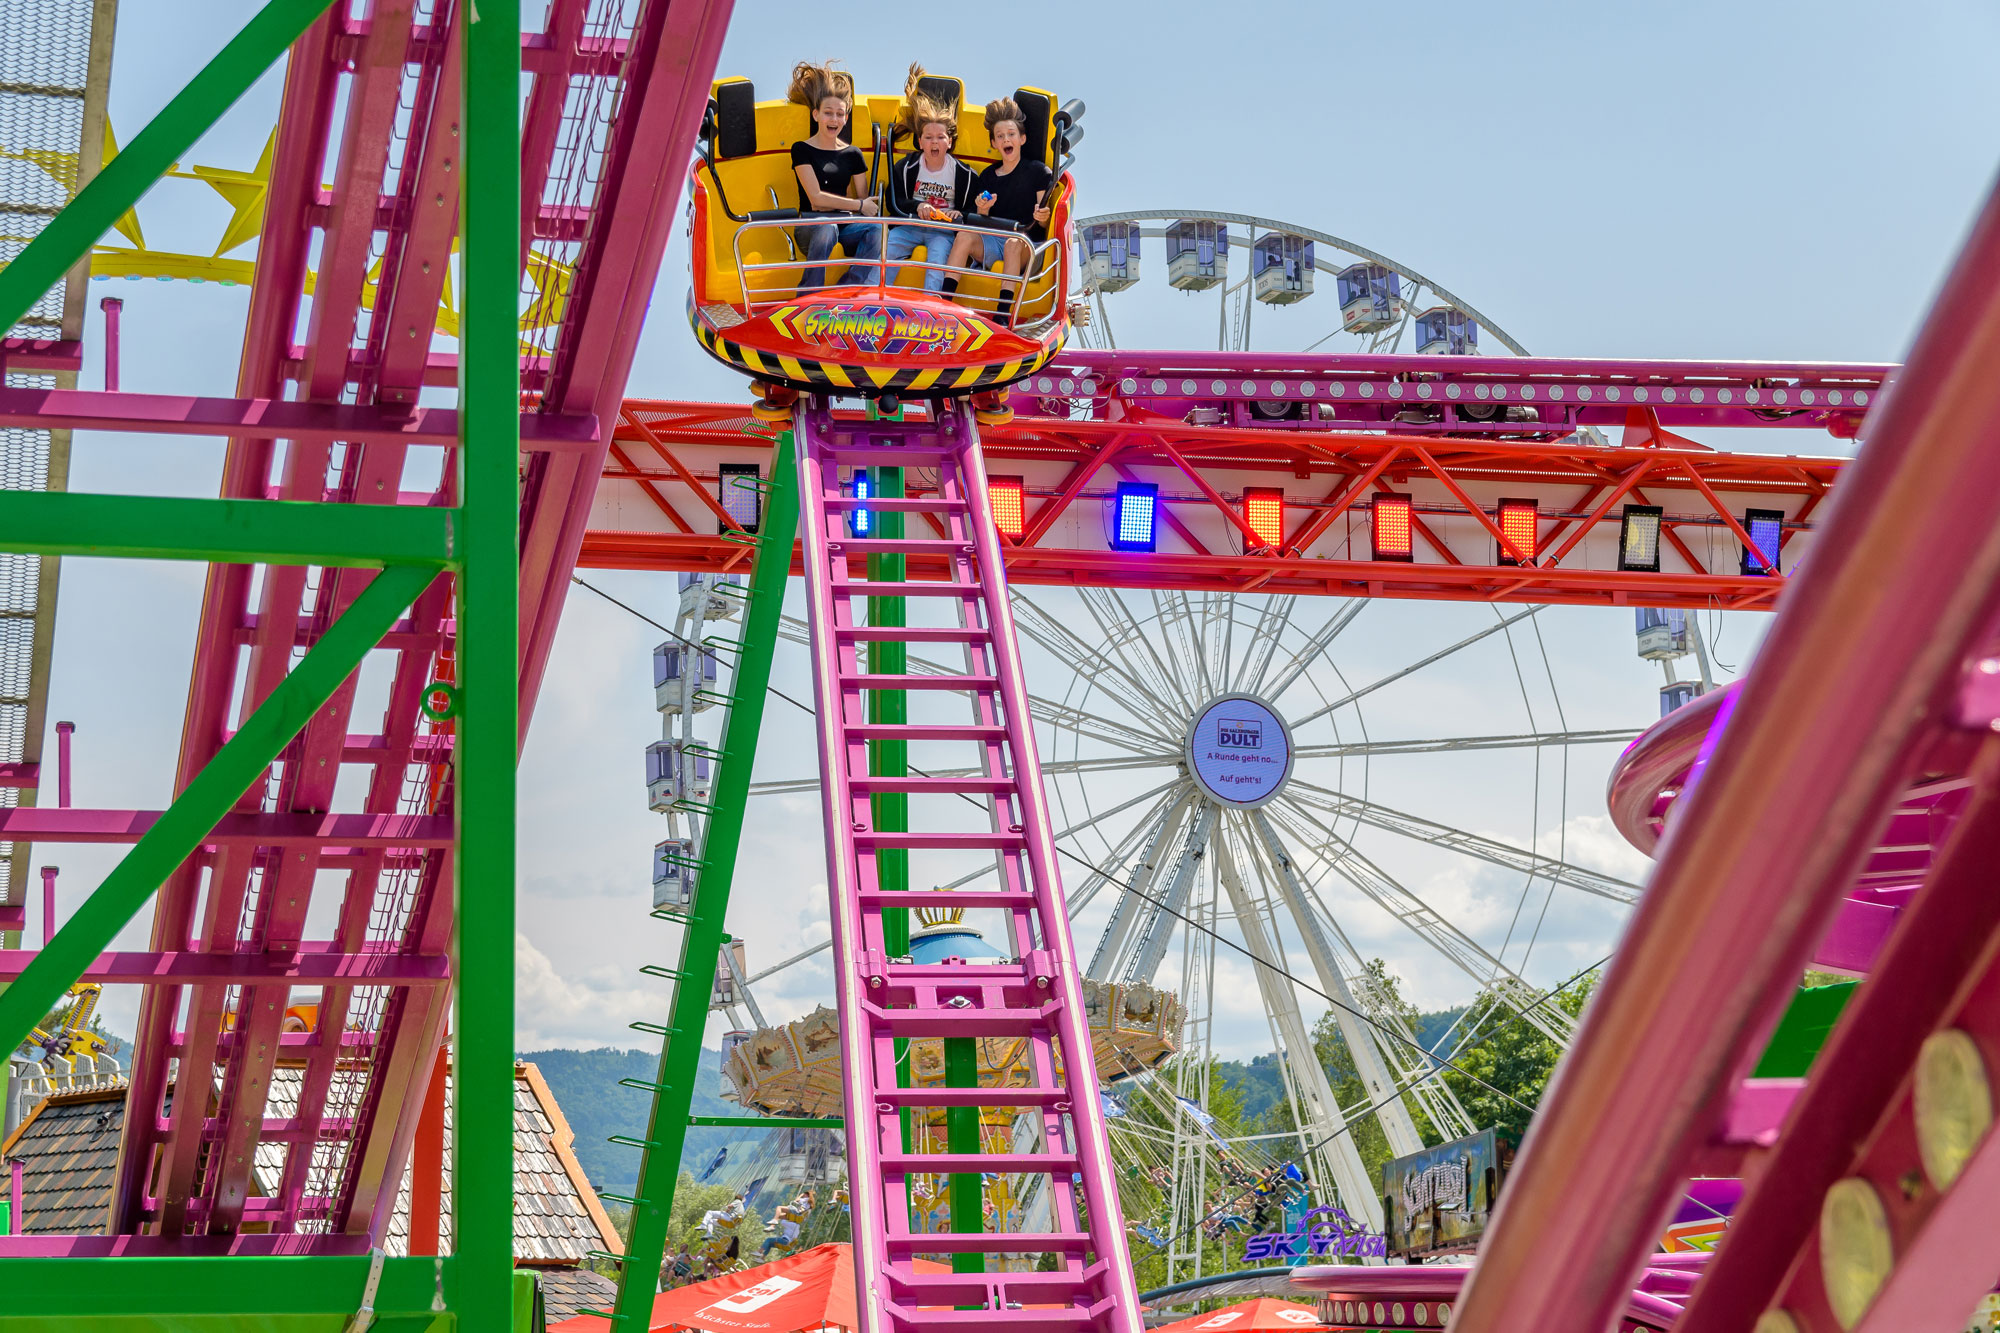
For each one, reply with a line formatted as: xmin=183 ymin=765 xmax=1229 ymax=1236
xmin=38 ymin=0 xmax=2000 ymax=1067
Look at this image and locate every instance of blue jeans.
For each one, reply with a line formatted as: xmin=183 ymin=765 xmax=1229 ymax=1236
xmin=885 ymin=225 xmax=956 ymax=291
xmin=800 ymin=219 xmax=882 ymax=289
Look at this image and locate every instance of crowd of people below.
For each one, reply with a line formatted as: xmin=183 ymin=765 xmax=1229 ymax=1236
xmin=784 ymin=61 xmax=1054 ymax=325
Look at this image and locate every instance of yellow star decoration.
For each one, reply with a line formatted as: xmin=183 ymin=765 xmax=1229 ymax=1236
xmin=182 ymin=127 xmax=275 ymax=257
xmin=4 ymin=118 xmax=578 ymax=345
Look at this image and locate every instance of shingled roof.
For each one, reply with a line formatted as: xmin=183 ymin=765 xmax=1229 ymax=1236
xmin=0 ymin=1085 xmax=126 ymax=1234
xmin=0 ymin=1059 xmax=620 ymax=1267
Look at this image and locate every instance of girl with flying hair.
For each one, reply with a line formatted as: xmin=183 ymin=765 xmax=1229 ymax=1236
xmin=940 ymin=96 xmax=1053 ymax=325
xmin=786 ymin=59 xmax=881 ymax=290
xmin=885 ymin=65 xmax=978 ymax=293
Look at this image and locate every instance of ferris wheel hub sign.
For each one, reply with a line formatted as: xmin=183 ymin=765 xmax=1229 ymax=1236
xmin=1185 ymin=694 xmax=1295 ymax=808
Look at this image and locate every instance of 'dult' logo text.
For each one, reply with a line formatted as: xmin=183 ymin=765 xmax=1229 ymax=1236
xmin=1217 ymin=718 xmax=1262 ymax=749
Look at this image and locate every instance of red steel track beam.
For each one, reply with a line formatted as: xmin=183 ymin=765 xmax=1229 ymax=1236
xmin=1280 ymin=446 xmax=1401 ymax=556
xmin=1020 ymin=431 xmax=1129 ymax=546
xmin=577 ymin=532 xmax=1791 ymax=610
xmin=1447 ymin=178 xmax=2000 ymax=1333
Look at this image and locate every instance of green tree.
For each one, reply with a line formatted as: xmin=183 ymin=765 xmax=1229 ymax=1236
xmin=1439 ymin=973 xmax=1600 ymax=1143
xmin=1113 ymin=1058 xmax=1259 ymax=1293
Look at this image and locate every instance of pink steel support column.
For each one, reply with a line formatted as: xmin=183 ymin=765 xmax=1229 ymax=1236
xmin=39 ymin=867 xmax=55 ymax=948
xmin=1448 ymin=177 xmax=2000 ymax=1333
xmin=53 ymin=721 xmax=70 ymax=808
xmin=795 ymin=398 xmax=1141 ymax=1333
xmin=97 ymin=297 xmax=119 ymax=391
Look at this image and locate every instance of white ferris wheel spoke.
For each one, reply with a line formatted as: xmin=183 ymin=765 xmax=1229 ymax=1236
xmin=1288 ymin=605 xmax=1544 ymax=729
xmin=1033 ymin=695 xmax=1182 ymax=758
xmin=1078 ymin=587 xmax=1200 ymax=717
xmin=933 ymin=777 xmax=1188 ymax=900
xmin=1011 ymin=595 xmax=1188 ymax=741
xmin=749 ymin=751 xmax=1183 ymax=798
xmin=1212 ymin=822 xmax=1383 ymax=1228
xmin=1242 ymin=808 xmax=1477 ymax=1144
xmin=1263 ymin=798 xmax=1578 ymax=1044
xmin=1283 ymin=777 xmax=1641 ymax=905
xmin=1229 ymin=594 xmax=1298 ymax=698
xmin=1255 ymin=600 xmax=1368 ymax=703
xmin=1093 ymin=797 xmax=1210 ymax=984
xmin=1238 ymin=808 xmax=1435 ymax=1155
xmin=1289 ymin=727 xmax=1643 ymax=761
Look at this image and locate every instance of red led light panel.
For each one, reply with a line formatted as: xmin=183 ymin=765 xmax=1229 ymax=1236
xmin=1497 ymin=498 xmax=1537 ymax=566
xmin=988 ymin=475 xmax=1025 ymax=538
xmin=1372 ymin=494 xmax=1414 ymax=561
xmin=1243 ymin=487 xmax=1284 ymax=548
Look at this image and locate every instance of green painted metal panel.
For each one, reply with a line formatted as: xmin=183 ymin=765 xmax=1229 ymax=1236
xmin=0 ymin=0 xmax=339 ymax=332
xmin=0 ymin=563 xmax=437 ymax=1059
xmin=609 ymin=433 xmax=802 ymax=1329
xmin=1751 ymin=981 xmax=1860 ymax=1078
xmin=0 ymin=491 xmax=456 ymax=567
xmin=0 ymin=1255 xmax=454 ymax=1332
xmin=455 ymin=0 xmax=523 ymax=1329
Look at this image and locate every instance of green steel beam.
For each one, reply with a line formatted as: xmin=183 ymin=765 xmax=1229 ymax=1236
xmin=456 ymin=1 xmax=523 ymax=1330
xmin=0 ymin=1255 xmax=457 ymax=1333
xmin=0 ymin=563 xmax=437 ymax=1060
xmin=610 ymin=433 xmax=801 ymax=1330
xmin=867 ymin=466 xmax=917 ymax=1172
xmin=0 ymin=491 xmax=457 ymax=567
xmin=690 ymin=1115 xmax=844 ymax=1129
xmin=0 ymin=0 xmax=337 ymax=333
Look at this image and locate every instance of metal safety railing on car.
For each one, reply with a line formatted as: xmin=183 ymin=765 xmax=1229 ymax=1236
xmin=728 ymin=213 xmax=1065 ymax=329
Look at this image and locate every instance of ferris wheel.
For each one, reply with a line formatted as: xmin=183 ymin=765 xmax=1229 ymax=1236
xmin=1067 ymin=209 xmax=1530 ymax=359
xmin=713 ymin=213 xmax=1647 ymax=1284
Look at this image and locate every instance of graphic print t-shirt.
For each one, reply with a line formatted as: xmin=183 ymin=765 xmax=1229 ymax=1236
xmin=912 ymin=159 xmax=956 ymax=219
xmin=791 ymin=139 xmax=865 ymax=212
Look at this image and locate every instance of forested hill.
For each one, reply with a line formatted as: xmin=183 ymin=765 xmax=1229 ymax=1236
xmin=522 ymin=1046 xmax=752 ymax=1193
xmin=1216 ymin=1007 xmax=1466 ymax=1122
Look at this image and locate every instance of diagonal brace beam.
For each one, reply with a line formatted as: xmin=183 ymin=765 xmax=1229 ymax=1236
xmin=0 ymin=562 xmax=438 ymax=1059
xmin=0 ymin=0 xmax=339 ymax=331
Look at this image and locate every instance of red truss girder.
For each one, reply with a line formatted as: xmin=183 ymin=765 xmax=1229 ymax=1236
xmin=96 ymin=0 xmax=727 ymax=1248
xmin=583 ymin=394 xmax=1850 ymax=610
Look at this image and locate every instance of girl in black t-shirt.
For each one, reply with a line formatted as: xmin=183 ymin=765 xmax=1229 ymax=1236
xmin=785 ymin=60 xmax=882 ymax=290
xmin=939 ymin=98 xmax=1053 ymax=326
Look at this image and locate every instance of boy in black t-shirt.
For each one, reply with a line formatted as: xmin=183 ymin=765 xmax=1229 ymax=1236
xmin=940 ymin=98 xmax=1053 ymax=326
xmin=785 ymin=60 xmax=882 ymax=290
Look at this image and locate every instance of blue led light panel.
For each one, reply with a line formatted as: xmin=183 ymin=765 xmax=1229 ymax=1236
xmin=1110 ymin=482 xmax=1159 ymax=551
xmin=1742 ymin=508 xmax=1784 ymax=575
xmin=850 ymin=470 xmax=873 ymax=537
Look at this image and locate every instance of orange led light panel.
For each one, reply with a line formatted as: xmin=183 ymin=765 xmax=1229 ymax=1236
xmin=988 ymin=475 xmax=1025 ymax=538
xmin=1372 ymin=494 xmax=1414 ymax=561
xmin=1498 ymin=498 xmax=1537 ymax=566
xmin=1243 ymin=487 xmax=1284 ymax=548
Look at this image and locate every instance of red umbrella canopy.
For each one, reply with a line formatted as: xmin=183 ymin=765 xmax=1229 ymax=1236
xmin=552 ymin=1244 xmax=948 ymax=1333
xmin=1150 ymin=1298 xmax=1328 ymax=1333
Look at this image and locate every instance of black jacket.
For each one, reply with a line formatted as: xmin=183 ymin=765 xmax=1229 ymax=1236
xmin=887 ymin=151 xmax=979 ymax=221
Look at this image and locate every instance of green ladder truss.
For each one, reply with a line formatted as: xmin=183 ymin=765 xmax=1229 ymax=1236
xmin=0 ymin=0 xmax=526 ymax=1326
xmin=599 ymin=436 xmax=806 ymax=1326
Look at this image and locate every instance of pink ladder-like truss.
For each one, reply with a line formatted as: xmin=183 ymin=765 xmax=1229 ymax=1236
xmin=794 ymin=398 xmax=1143 ymax=1333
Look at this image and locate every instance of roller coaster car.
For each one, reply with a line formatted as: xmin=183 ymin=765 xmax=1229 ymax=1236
xmin=687 ymin=75 xmax=1080 ymax=404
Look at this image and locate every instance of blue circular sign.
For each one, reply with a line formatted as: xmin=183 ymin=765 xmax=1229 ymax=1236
xmin=1185 ymin=694 xmax=1294 ymax=807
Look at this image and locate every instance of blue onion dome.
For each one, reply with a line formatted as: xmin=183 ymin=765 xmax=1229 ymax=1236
xmin=908 ymin=906 xmax=1009 ymax=964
